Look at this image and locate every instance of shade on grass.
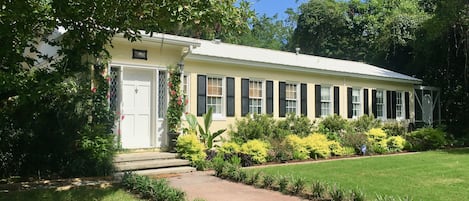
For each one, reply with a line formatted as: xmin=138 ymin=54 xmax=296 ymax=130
xmin=252 ymin=149 xmax=469 ymax=201
xmin=0 ymin=186 xmax=142 ymax=201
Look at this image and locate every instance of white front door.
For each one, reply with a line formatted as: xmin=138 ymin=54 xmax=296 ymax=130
xmin=121 ymin=69 xmax=152 ymax=148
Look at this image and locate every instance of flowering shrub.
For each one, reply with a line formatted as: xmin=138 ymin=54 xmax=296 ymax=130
xmin=218 ymin=142 xmax=241 ymax=155
xmin=240 ymin=139 xmax=270 ymax=164
xmin=167 ymin=65 xmax=185 ymax=133
xmin=176 ymin=134 xmax=206 ymax=162
xmin=304 ymin=133 xmax=332 ymax=158
xmin=284 ymin=134 xmax=309 ymax=160
xmin=387 ymin=136 xmax=407 ymax=152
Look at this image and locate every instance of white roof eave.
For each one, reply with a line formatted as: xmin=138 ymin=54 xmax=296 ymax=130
xmin=186 ymin=53 xmax=422 ymax=85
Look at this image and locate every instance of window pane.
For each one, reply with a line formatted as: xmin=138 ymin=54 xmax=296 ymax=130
xmin=207 ymin=77 xmax=223 ymax=114
xmin=321 ymin=87 xmax=330 ymax=101
xmin=376 ymin=90 xmax=384 ymax=118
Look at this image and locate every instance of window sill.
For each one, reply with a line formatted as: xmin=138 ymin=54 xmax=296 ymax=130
xmin=212 ymin=115 xmax=226 ymax=121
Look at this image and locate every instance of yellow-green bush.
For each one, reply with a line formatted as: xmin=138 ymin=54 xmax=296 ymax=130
xmin=366 ymin=128 xmax=388 ymax=153
xmin=176 ymin=134 xmax=206 ymax=162
xmin=366 ymin=128 xmax=387 ymax=142
xmin=284 ymin=134 xmax=309 ymax=160
xmin=218 ymin=141 xmax=241 ymax=154
xmin=304 ymin=133 xmax=332 ymax=158
xmin=240 ymin=139 xmax=270 ymax=164
xmin=328 ymin=141 xmax=346 ymax=156
xmin=387 ymin=136 xmax=406 ymax=152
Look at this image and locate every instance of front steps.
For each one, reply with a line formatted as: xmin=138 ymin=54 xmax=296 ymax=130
xmin=113 ymin=152 xmax=196 ymax=178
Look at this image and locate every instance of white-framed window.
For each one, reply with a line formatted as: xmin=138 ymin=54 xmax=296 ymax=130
xmin=376 ymin=90 xmax=385 ymax=118
xmin=396 ymin=91 xmax=404 ymax=119
xmin=352 ymin=88 xmax=361 ymax=118
xmin=207 ymin=76 xmax=224 ymax=116
xmin=285 ymin=83 xmax=298 ymax=114
xmin=249 ymin=80 xmax=263 ymax=114
xmin=182 ymin=74 xmax=190 ymax=113
xmin=321 ymin=86 xmax=332 ymax=117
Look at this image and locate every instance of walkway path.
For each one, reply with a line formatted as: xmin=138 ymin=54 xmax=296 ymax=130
xmin=167 ymin=171 xmax=303 ymax=201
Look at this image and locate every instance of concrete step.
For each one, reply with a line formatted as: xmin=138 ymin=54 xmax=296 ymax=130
xmin=114 ymin=166 xmax=196 ymax=179
xmin=114 ymin=152 xmax=178 ymax=163
xmin=115 ymin=159 xmax=190 ymax=172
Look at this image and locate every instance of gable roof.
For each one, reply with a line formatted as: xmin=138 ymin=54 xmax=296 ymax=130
xmin=186 ymin=39 xmax=421 ymax=84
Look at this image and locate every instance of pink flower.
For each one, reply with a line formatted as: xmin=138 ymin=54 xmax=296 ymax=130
xmin=91 ymin=87 xmax=97 ymax=93
xmin=177 ymin=100 xmax=182 ymax=105
xmin=170 ymin=90 xmax=176 ymax=96
xmin=121 ymin=115 xmax=125 ymax=120
xmin=168 ymin=82 xmax=173 ymax=88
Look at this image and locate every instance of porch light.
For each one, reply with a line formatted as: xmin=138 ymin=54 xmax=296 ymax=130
xmin=132 ymin=49 xmax=147 ymax=60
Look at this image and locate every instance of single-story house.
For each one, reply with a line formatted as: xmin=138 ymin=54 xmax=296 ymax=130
xmin=104 ymin=32 xmax=423 ymax=149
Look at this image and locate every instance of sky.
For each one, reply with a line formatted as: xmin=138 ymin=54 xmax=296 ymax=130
xmin=249 ymin=0 xmax=308 ymax=20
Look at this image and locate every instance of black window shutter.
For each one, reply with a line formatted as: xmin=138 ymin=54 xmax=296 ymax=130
xmin=372 ymin=90 xmax=377 ymax=117
xmin=391 ymin=91 xmax=397 ymax=119
xmin=197 ymin=75 xmax=206 ymax=116
xmin=226 ymin=77 xmax=235 ymax=117
xmin=279 ymin=82 xmax=286 ymax=117
xmin=315 ymin=85 xmax=321 ymax=118
xmin=405 ymin=92 xmax=410 ymax=119
xmin=266 ymin=80 xmax=273 ymax=115
xmin=241 ymin=78 xmax=249 ymax=116
xmin=386 ymin=91 xmax=392 ymax=119
xmin=347 ymin=87 xmax=353 ymax=118
xmin=301 ymin=83 xmax=307 ymax=116
xmin=334 ymin=86 xmax=339 ymax=115
xmin=363 ymin=88 xmax=369 ymax=115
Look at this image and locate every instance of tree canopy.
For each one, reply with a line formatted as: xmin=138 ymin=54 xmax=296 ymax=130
xmin=0 ymin=0 xmax=253 ymax=178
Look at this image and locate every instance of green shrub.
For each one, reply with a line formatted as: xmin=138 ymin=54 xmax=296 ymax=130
xmin=277 ymin=114 xmax=313 ymax=137
xmin=330 ymin=184 xmax=345 ymax=201
xmin=341 ymin=132 xmax=368 ymax=154
xmin=350 ymin=114 xmax=381 ymax=133
xmin=247 ymin=171 xmax=262 ymax=185
xmin=240 ymin=139 xmax=270 ymax=164
xmin=382 ymin=122 xmax=407 ymax=136
xmin=350 ymin=189 xmax=366 ymax=201
xmin=406 ymin=127 xmax=447 ymax=151
xmin=176 ymin=134 xmax=207 ymax=162
xmin=304 ymin=133 xmax=332 ymax=158
xmin=318 ymin=114 xmax=348 ymax=139
xmin=229 ymin=114 xmax=281 ymax=143
xmin=387 ymin=136 xmax=407 ymax=152
xmin=262 ymin=174 xmax=275 ymax=189
xmin=284 ymin=134 xmax=310 ymax=160
xmin=311 ymin=181 xmax=327 ymax=199
xmin=121 ymin=172 xmax=185 ymax=201
xmin=277 ymin=175 xmax=290 ymax=193
xmin=217 ymin=142 xmax=241 ymax=155
xmin=291 ymin=177 xmax=306 ymax=195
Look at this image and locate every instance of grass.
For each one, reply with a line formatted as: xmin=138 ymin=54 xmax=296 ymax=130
xmin=251 ymin=149 xmax=469 ymax=201
xmin=0 ymin=186 xmax=142 ymax=201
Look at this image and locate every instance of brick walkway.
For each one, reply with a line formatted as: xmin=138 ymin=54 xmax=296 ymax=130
xmin=167 ymin=171 xmax=304 ymax=201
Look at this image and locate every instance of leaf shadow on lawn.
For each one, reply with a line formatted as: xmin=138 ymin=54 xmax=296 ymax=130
xmin=441 ymin=148 xmax=469 ymax=155
xmin=0 ymin=186 xmax=135 ymax=201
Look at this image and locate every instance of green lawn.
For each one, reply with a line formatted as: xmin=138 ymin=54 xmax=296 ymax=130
xmin=252 ymin=149 xmax=469 ymax=201
xmin=0 ymin=186 xmax=142 ymax=201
